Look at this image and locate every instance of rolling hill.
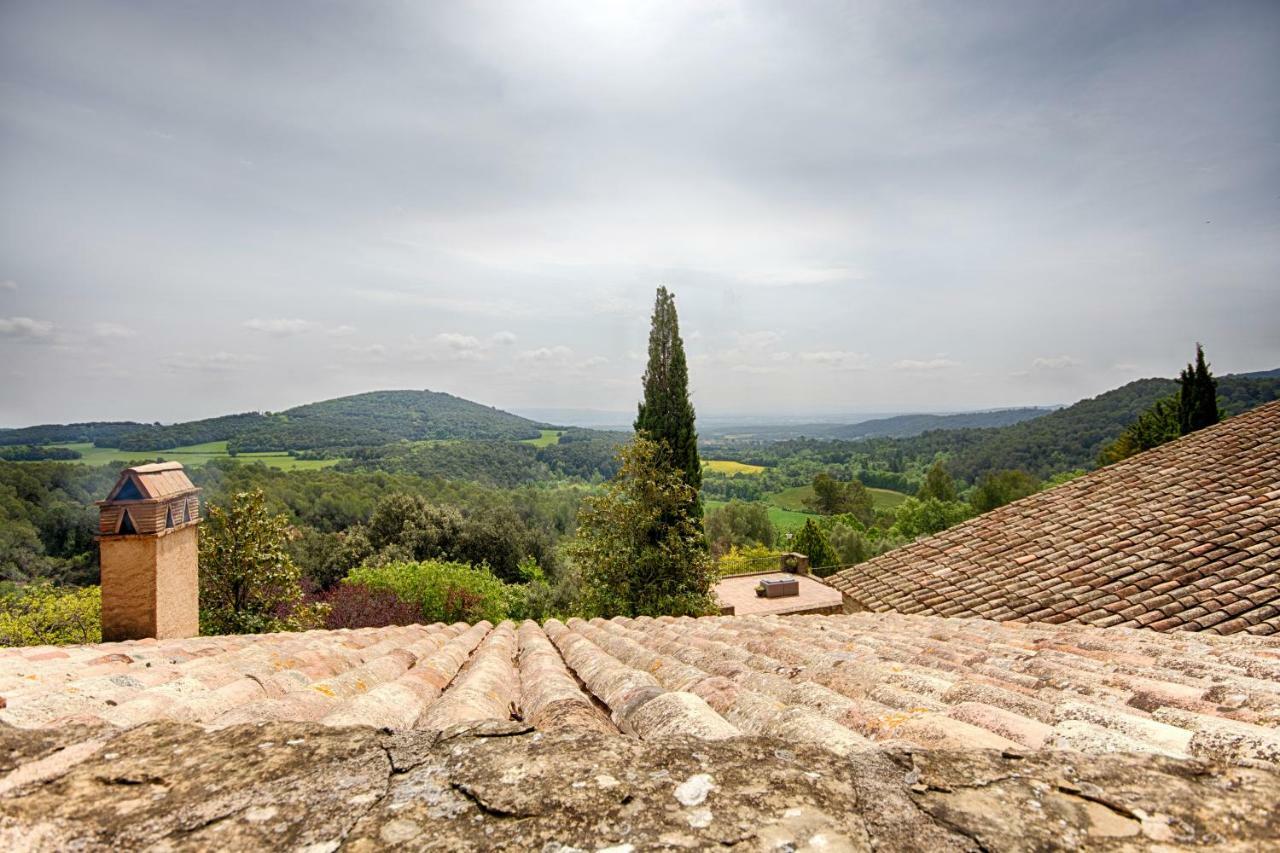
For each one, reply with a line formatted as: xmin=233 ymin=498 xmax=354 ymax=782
xmin=0 ymin=390 xmax=550 ymax=452
xmin=703 ymin=408 xmax=1053 ymax=442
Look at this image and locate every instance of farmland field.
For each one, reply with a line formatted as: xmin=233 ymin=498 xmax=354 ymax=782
xmin=51 ymin=441 xmax=342 ymax=471
xmin=521 ymin=429 xmax=564 ymax=447
xmin=703 ymin=459 xmax=766 ymax=476
xmin=769 ymin=483 xmax=908 ymax=513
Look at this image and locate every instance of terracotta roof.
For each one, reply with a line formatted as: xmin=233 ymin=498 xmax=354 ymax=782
xmin=828 ymin=401 xmax=1280 ymax=635
xmin=714 ymin=571 xmax=845 ymax=615
xmin=101 ymin=461 xmax=198 ymax=502
xmin=4 ymin=613 xmax=1278 ymax=766
xmin=5 ymin=613 xmax=1280 ymax=849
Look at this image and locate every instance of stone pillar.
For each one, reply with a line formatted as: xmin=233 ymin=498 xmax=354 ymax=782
xmin=97 ymin=462 xmax=201 ymax=641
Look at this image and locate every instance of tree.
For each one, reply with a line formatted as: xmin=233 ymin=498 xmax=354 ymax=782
xmin=199 ymin=489 xmax=323 ymax=634
xmin=792 ymin=518 xmax=839 ymax=576
xmin=704 ymin=500 xmax=775 ymax=556
xmin=635 ymin=287 xmax=702 ymax=513
xmin=969 ymin=469 xmax=1041 ymax=513
xmin=567 ymin=437 xmax=716 ymax=618
xmin=804 ymin=473 xmax=873 ymax=523
xmin=917 ymin=460 xmax=957 ymax=502
xmin=1097 ymin=396 xmax=1181 ymax=465
xmin=1178 ymin=343 xmax=1220 ymax=435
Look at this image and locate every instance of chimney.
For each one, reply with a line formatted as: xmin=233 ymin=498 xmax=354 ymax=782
xmin=96 ymin=462 xmax=201 ymax=641
xmin=779 ymin=552 xmax=811 ymax=575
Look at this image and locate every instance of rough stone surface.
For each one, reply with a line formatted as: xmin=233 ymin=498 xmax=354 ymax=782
xmin=2 ymin=721 xmax=1277 ymax=851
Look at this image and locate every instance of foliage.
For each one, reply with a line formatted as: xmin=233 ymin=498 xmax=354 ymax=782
xmin=805 ymin=473 xmax=873 ymax=522
xmin=635 ymin=286 xmax=702 ymax=510
xmin=0 ymin=582 xmax=101 ymax=646
xmin=792 ymin=519 xmax=839 ymax=576
xmin=199 ymin=489 xmax=325 ymax=634
xmin=312 ymin=582 xmax=421 ymax=630
xmin=567 ymin=437 xmax=716 ymax=618
xmin=889 ymin=497 xmax=973 ymax=540
xmin=0 ymin=421 xmax=144 ymax=448
xmin=969 ymin=469 xmax=1041 ymax=513
xmin=0 ymin=445 xmax=82 ymax=461
xmin=917 ymin=460 xmax=958 ymax=502
xmin=716 ymin=543 xmax=783 ymax=576
xmin=346 ymin=560 xmax=514 ymax=624
xmin=825 ymin=521 xmax=904 ymax=567
xmin=1041 ymin=469 xmax=1086 ymax=489
xmin=704 ymin=501 xmax=776 ymax=556
xmin=1097 ymin=395 xmax=1181 ymax=465
xmin=1178 ymin=344 xmax=1221 ymax=435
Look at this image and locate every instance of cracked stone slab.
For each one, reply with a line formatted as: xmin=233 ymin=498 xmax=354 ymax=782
xmin=3 ymin=722 xmax=1279 ymax=851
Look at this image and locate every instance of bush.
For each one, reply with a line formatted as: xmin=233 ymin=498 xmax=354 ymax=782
xmin=716 ymin=544 xmax=782 ymax=576
xmin=0 ymin=582 xmax=101 ymax=646
xmin=314 ymin=582 xmax=421 ymax=630
xmin=346 ymin=560 xmax=514 ymax=624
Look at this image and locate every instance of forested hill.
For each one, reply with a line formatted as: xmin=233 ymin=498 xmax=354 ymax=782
xmin=704 ymin=408 xmax=1052 ymax=442
xmin=863 ymin=372 xmax=1280 ymax=482
xmin=0 ymin=390 xmax=549 ymax=451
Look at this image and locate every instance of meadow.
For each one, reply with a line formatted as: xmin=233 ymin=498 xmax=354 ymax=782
xmin=768 ymin=483 xmax=909 ymax=513
xmin=703 ymin=459 xmax=767 ymax=476
xmin=521 ymin=429 xmax=565 ymax=447
xmin=56 ymin=441 xmax=342 ymax=471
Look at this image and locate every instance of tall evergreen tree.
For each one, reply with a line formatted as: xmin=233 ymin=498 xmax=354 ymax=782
xmin=1178 ymin=343 xmax=1220 ymax=435
xmin=635 ymin=286 xmax=702 ymax=512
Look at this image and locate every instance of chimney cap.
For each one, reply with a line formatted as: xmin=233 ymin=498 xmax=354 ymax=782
xmin=97 ymin=461 xmax=200 ymax=505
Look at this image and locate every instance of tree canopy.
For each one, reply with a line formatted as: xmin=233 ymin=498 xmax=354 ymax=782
xmin=635 ymin=287 xmax=702 ymax=508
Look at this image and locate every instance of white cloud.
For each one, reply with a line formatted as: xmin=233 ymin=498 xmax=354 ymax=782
xmin=0 ymin=317 xmax=54 ymax=339
xmin=579 ymin=355 xmax=609 ymax=368
xmin=171 ymin=351 xmax=260 ymax=372
xmin=491 ymin=330 xmax=517 ymax=346
xmin=91 ymin=322 xmax=136 ymax=339
xmin=736 ymin=330 xmax=782 ymax=350
xmin=435 ymin=332 xmax=483 ymax=351
xmin=799 ymin=351 xmax=872 ymax=370
xmin=326 ymin=325 xmax=357 ymax=337
xmin=1031 ymin=355 xmax=1081 ymax=370
xmin=244 ymin=318 xmax=320 ymax=336
xmin=519 ymin=345 xmax=574 ymax=362
xmin=339 ymin=343 xmax=390 ymax=363
xmin=892 ymin=357 xmax=961 ymax=371
xmin=0 ymin=280 xmax=16 ymax=292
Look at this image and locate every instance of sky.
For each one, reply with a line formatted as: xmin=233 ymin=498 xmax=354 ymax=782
xmin=1 ymin=1 xmax=1278 ymax=426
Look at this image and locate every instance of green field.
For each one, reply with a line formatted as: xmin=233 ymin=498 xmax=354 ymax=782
xmin=521 ymin=429 xmax=564 ymax=448
xmin=769 ymin=483 xmax=908 ymax=513
xmin=703 ymin=459 xmax=766 ymax=476
xmin=53 ymin=441 xmax=342 ymax=471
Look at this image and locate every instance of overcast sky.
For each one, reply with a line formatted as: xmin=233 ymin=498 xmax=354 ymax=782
xmin=2 ymin=1 xmax=1277 ymax=426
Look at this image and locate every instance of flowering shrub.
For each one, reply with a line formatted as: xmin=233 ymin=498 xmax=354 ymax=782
xmin=0 ymin=582 xmax=101 ymax=646
xmin=315 ymin=582 xmax=420 ymax=630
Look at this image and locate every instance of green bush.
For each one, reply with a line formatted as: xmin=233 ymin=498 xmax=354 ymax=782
xmin=0 ymin=582 xmax=101 ymax=646
xmin=346 ymin=560 xmax=514 ymax=624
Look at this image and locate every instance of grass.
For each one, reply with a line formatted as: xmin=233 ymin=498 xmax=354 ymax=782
xmin=50 ymin=441 xmax=342 ymax=471
xmin=521 ymin=429 xmax=564 ymax=448
xmin=768 ymin=483 xmax=908 ymax=513
xmin=704 ymin=499 xmax=814 ymax=534
xmin=702 ymin=459 xmax=766 ymax=476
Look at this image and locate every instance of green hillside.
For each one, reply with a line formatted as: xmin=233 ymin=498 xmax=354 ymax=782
xmin=0 ymin=390 xmax=550 ymax=453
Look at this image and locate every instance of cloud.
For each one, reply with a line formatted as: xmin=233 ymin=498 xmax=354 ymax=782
xmin=736 ymin=330 xmax=783 ymax=350
xmin=798 ymin=350 xmax=872 ymax=370
xmin=1031 ymin=355 xmax=1081 ymax=370
xmin=0 ymin=317 xmax=55 ymax=340
xmin=327 ymin=325 xmax=357 ymax=337
xmin=892 ymin=358 xmax=961 ymax=371
xmin=0 ymin=280 xmax=16 ymax=292
xmin=339 ymin=343 xmax=390 ymax=363
xmin=244 ymin=318 xmax=321 ymax=336
xmin=171 ymin=351 xmax=260 ymax=373
xmin=519 ymin=345 xmax=574 ymax=363
xmin=491 ymin=331 xmax=517 ymax=346
xmin=91 ymin=322 xmax=136 ymax=339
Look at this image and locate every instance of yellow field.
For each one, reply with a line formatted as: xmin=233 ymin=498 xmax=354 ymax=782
xmin=702 ymin=459 xmax=766 ymax=476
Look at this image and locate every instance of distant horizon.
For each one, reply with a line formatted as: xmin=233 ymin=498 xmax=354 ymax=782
xmin=8 ymin=360 xmax=1280 ymax=431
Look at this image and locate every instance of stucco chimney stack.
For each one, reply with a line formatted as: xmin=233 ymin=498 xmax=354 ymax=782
xmin=96 ymin=462 xmax=201 ymax=641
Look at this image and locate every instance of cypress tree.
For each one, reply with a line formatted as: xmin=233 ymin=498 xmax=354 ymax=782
xmin=1178 ymin=343 xmax=1220 ymax=435
xmin=635 ymin=287 xmax=702 ymax=509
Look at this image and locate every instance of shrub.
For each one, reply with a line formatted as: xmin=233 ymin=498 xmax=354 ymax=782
xmin=315 ymin=582 xmax=421 ymax=630
xmin=716 ymin=544 xmax=782 ymax=576
xmin=346 ymin=560 xmax=513 ymax=625
xmin=0 ymin=582 xmax=101 ymax=646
